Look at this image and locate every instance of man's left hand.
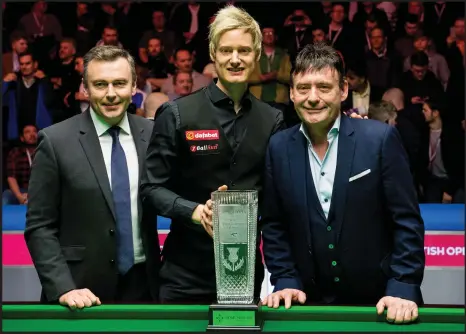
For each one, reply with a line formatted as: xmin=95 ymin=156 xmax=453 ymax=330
xmin=349 ymin=112 xmax=368 ymax=119
xmin=376 ymin=296 xmax=418 ymax=324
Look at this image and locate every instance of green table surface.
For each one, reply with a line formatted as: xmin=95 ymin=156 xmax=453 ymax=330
xmin=2 ymin=304 xmax=464 ymax=332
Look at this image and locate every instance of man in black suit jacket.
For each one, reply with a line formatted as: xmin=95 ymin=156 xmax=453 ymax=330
xmin=25 ymin=45 xmax=160 ymax=309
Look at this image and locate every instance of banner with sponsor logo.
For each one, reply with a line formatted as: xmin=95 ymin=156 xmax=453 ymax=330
xmin=424 ymin=234 xmax=464 ymax=267
xmin=3 ymin=231 xmax=464 ymax=267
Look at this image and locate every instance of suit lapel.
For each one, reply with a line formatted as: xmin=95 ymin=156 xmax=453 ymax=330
xmin=328 ymin=115 xmax=355 ymax=244
xmin=288 ymin=129 xmax=315 ymax=246
xmin=78 ymin=110 xmax=116 ymax=221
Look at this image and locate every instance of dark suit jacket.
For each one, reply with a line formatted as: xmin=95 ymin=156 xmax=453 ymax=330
xmin=24 ymin=110 xmax=160 ymax=302
xmin=261 ymin=114 xmax=425 ymax=304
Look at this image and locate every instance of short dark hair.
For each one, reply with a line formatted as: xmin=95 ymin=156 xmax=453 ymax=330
xmin=60 ymin=37 xmax=77 ymax=50
xmin=147 ymin=36 xmax=163 ymax=47
xmin=103 ymin=25 xmax=118 ymax=33
xmin=424 ymin=99 xmax=446 ymax=117
xmin=311 ymin=23 xmax=328 ymax=35
xmin=332 ymin=2 xmax=346 ymax=11
xmin=18 ymin=51 xmax=35 ymax=62
xmin=291 ymin=42 xmax=345 ymax=88
xmin=10 ymin=30 xmax=27 ymax=44
xmin=174 ymin=47 xmax=192 ymax=60
xmin=22 ymin=124 xmax=37 ymax=134
xmin=346 ymin=59 xmax=366 ymax=78
xmin=410 ymin=51 xmax=429 ymax=67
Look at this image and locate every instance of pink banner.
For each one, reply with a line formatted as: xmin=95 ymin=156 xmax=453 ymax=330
xmin=3 ymin=232 xmax=464 ymax=267
xmin=424 ymin=234 xmax=464 ymax=267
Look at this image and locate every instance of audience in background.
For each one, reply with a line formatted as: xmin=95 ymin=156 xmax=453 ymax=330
xmin=2 ymin=51 xmax=55 ymax=140
xmin=143 ymin=92 xmax=169 ymax=120
xmin=3 ymin=125 xmax=38 ymax=205
xmin=420 ymin=100 xmax=464 ymax=204
xmin=167 ymin=71 xmax=194 ymax=101
xmin=2 ymin=31 xmax=29 ymax=75
xmin=249 ymin=25 xmax=292 ymax=106
xmin=1 ymin=1 xmax=464 ymax=205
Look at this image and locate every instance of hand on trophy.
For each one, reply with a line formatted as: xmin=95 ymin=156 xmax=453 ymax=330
xmin=262 ymin=288 xmax=306 ymax=309
xmin=198 ymin=185 xmax=228 ymax=237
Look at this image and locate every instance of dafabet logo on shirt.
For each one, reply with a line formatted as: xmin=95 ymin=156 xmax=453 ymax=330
xmin=185 ymin=129 xmax=220 ymax=154
xmin=185 ymin=130 xmax=219 ymax=141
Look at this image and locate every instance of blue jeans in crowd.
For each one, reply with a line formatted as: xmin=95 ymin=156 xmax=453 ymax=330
xmin=2 ymin=188 xmax=27 ymax=205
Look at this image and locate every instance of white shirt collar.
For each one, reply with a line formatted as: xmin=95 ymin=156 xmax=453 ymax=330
xmin=90 ymin=107 xmax=131 ymax=137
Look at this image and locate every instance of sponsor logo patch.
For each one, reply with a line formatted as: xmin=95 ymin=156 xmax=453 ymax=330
xmin=190 ymin=144 xmax=219 ymax=153
xmin=185 ymin=130 xmax=219 ymax=141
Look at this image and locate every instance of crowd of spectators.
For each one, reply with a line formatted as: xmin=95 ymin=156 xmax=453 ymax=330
xmin=2 ymin=1 xmax=465 ymax=205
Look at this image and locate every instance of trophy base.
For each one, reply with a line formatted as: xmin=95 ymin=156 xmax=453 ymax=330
xmin=207 ymin=298 xmax=263 ymax=331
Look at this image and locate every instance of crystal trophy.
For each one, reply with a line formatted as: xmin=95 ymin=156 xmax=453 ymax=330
xmin=207 ymin=190 xmax=263 ymax=331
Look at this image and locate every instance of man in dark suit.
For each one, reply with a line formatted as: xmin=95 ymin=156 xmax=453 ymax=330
xmin=261 ymin=43 xmax=425 ymax=324
xmin=24 ymin=45 xmax=160 ymax=309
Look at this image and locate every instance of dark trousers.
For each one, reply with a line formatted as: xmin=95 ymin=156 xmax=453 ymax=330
xmin=115 ymin=262 xmax=152 ymax=302
xmin=159 ymin=260 xmax=264 ymax=304
xmin=40 ymin=262 xmax=152 ymax=304
xmin=159 ymin=260 xmax=217 ymax=304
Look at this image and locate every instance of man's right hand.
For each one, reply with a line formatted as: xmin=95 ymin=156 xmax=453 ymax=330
xmin=262 ymin=289 xmax=306 ymax=309
xmin=192 ymin=185 xmax=228 ymax=237
xmin=192 ymin=204 xmax=212 ymax=236
xmin=59 ymin=289 xmax=101 ymax=309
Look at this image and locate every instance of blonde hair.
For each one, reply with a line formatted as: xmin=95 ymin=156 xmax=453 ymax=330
xmin=208 ymin=5 xmax=262 ymax=62
xmin=83 ymin=45 xmax=136 ymax=88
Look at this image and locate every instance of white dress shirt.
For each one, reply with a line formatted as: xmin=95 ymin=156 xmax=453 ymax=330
xmin=90 ymin=108 xmax=145 ymax=264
